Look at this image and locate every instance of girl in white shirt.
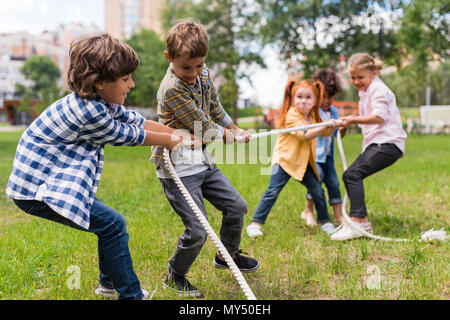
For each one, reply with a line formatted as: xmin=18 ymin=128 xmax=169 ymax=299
xmin=332 ymin=53 xmax=407 ymax=241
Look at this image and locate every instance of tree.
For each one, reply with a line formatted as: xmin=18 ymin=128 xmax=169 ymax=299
xmin=395 ymin=0 xmax=449 ymax=106
xmin=17 ymin=55 xmax=62 ymax=113
xmin=247 ymin=0 xmax=405 ymax=78
xmin=125 ymin=29 xmax=168 ymax=107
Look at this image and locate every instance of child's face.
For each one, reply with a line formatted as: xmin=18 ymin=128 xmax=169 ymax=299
xmin=95 ymin=74 xmax=135 ymax=105
xmin=321 ymin=93 xmax=333 ymax=111
xmin=165 ymin=51 xmax=205 ymax=84
xmin=349 ymin=68 xmax=377 ymax=92
xmin=293 ymin=87 xmax=315 ymax=116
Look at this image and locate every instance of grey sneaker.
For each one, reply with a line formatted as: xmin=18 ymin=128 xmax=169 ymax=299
xmin=94 ymin=283 xmax=116 ymax=299
xmin=95 ymin=283 xmax=149 ymax=300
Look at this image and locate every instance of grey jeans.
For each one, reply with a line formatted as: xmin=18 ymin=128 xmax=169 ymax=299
xmin=159 ymin=165 xmax=248 ymax=276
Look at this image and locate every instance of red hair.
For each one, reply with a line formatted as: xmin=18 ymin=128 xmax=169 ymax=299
xmin=275 ymin=80 xmax=324 ymax=129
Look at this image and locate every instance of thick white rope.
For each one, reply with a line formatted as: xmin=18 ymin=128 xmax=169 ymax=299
xmin=162 ymin=146 xmax=257 ymax=300
xmin=336 ymin=131 xmax=447 ymax=242
xmin=235 ymin=120 xmax=340 ymax=142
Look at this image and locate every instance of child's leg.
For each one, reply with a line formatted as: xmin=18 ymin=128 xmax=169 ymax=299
xmin=300 ymin=166 xmax=330 ymax=224
xmin=201 ymin=166 xmax=248 ymax=256
xmin=13 ymin=198 xmax=144 ymax=300
xmin=250 ymin=164 xmax=291 ymax=225
xmin=343 ymin=143 xmax=402 ymax=222
xmin=88 ymin=198 xmax=143 ymax=300
xmin=322 ymin=156 xmax=343 ymax=223
xmin=159 ymin=172 xmax=209 ymax=276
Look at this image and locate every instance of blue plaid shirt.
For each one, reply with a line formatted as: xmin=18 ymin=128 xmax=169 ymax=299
xmin=6 ymin=92 xmax=146 ymax=229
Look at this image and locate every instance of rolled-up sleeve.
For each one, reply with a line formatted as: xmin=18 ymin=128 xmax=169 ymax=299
xmin=77 ymin=101 xmax=146 ymax=146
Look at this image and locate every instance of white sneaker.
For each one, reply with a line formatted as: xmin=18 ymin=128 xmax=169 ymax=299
xmin=330 ymin=221 xmax=372 ymax=240
xmin=246 ymin=224 xmax=263 ymax=239
xmin=320 ymin=222 xmax=336 ymax=235
xmin=301 ymin=211 xmax=318 ymax=227
xmin=141 ymin=289 xmax=149 ymax=300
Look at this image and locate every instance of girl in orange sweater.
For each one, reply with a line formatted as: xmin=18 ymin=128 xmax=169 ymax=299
xmin=247 ymin=80 xmax=338 ymax=238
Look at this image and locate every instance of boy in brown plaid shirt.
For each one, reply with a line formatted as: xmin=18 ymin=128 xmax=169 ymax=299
xmin=151 ymin=20 xmax=260 ymax=297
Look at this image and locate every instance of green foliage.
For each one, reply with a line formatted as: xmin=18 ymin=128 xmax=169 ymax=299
xmin=125 ymin=29 xmax=168 ymax=107
xmin=20 ymin=55 xmax=61 ymax=93
xmin=249 ymin=0 xmax=404 ymax=77
xmin=16 ymin=55 xmax=63 ymax=114
xmin=395 ymin=0 xmax=450 ymax=106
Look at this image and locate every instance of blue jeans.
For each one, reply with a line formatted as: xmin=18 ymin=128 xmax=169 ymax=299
xmin=306 ymin=154 xmax=342 ymax=205
xmin=13 ymin=197 xmax=143 ymax=300
xmin=252 ymin=163 xmax=330 ymax=224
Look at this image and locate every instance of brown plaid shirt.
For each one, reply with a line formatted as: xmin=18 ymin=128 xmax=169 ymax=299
xmin=151 ymin=65 xmax=232 ymax=168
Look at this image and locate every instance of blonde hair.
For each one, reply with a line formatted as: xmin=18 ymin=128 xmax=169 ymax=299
xmin=276 ymin=80 xmax=324 ymax=129
xmin=165 ymin=19 xmax=208 ymax=58
xmin=347 ymin=53 xmax=383 ymax=73
xmin=68 ymin=34 xmax=138 ymax=99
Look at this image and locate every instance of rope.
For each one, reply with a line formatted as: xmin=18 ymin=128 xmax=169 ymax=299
xmin=162 ymin=147 xmax=257 ymax=300
xmin=235 ymin=120 xmax=340 ymax=142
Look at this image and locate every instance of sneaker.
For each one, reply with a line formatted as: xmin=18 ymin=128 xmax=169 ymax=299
xmin=330 ymin=221 xmax=372 ymax=241
xmin=141 ymin=289 xmax=150 ymax=300
xmin=320 ymin=222 xmax=336 ymax=235
xmin=246 ymin=224 xmax=263 ymax=239
xmin=94 ymin=283 xmax=116 ymax=299
xmin=301 ymin=210 xmax=318 ymax=227
xmin=213 ymin=250 xmax=260 ymax=273
xmin=163 ymin=273 xmax=202 ymax=298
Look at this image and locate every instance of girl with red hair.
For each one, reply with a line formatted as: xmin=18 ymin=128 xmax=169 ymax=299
xmin=246 ymin=80 xmax=338 ymax=239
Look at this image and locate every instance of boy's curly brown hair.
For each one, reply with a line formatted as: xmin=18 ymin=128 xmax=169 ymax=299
xmin=67 ymin=34 xmax=139 ymax=99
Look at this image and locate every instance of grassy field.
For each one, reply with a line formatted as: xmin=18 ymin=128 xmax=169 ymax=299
xmin=0 ymin=130 xmax=449 ymax=300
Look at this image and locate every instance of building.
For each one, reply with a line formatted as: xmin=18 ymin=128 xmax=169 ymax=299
xmin=105 ymin=0 xmax=165 ymax=40
xmin=0 ymin=24 xmax=101 ymax=124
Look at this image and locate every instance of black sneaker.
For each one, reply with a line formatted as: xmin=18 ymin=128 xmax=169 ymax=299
xmin=163 ymin=273 xmax=202 ymax=298
xmin=213 ymin=249 xmax=260 ymax=273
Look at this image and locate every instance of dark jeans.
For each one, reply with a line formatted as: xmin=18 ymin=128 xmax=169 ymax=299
xmin=13 ymin=197 xmax=143 ymax=300
xmin=343 ymin=143 xmax=403 ymax=218
xmin=306 ymin=154 xmax=342 ymax=206
xmin=252 ymin=163 xmax=330 ymax=224
xmin=159 ymin=165 xmax=247 ymax=277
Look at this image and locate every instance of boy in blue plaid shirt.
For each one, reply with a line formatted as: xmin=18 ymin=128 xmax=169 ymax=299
xmin=151 ymin=20 xmax=260 ymax=297
xmin=6 ymin=34 xmax=200 ymax=300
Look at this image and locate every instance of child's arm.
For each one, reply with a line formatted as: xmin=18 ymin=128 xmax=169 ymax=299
xmin=143 ymin=120 xmax=203 ymax=149
xmin=285 ymin=109 xmax=337 ymax=142
xmin=303 ymin=124 xmax=337 ymax=141
xmin=341 ymin=114 xmax=384 ymax=127
xmin=225 ymin=122 xmax=251 ymax=144
xmin=77 ymin=101 xmax=200 ymax=150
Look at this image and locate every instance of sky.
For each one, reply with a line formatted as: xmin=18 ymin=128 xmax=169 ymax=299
xmin=0 ymin=0 xmax=286 ymax=108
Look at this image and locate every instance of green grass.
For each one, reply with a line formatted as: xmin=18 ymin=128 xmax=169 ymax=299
xmin=0 ymin=131 xmax=449 ymax=300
